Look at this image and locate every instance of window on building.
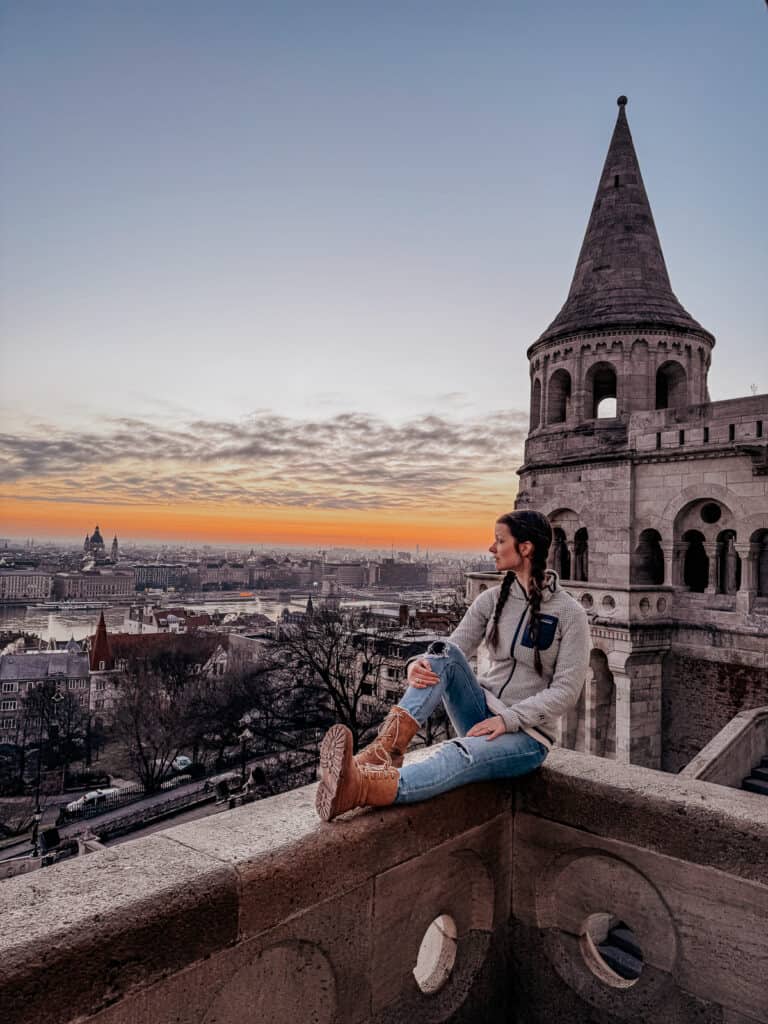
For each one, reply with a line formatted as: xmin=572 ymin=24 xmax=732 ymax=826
xmin=631 ymin=529 xmax=665 ymax=585
xmin=530 ymin=377 xmax=542 ymax=430
xmin=1 ymin=717 xmax=16 ymax=729
xmin=2 ymin=682 xmax=17 ymax=693
xmin=703 ymin=426 xmax=709 ymax=443
xmin=359 ymin=682 xmax=375 ymax=697
xmin=655 ymin=361 xmax=687 ymax=410
xmin=587 ymin=362 xmax=618 ymax=419
xmin=729 ymin=423 xmax=735 ymax=441
xmin=96 ymin=680 xmax=106 ymax=691
xmin=573 ymin=528 xmax=589 ymax=582
xmin=547 ymin=369 xmax=572 ymax=424
xmin=0 ymin=699 xmax=18 ymax=711
xmin=682 ymin=530 xmax=708 ymax=593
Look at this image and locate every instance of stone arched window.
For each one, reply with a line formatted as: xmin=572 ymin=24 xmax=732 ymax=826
xmin=552 ymin=527 xmax=571 ymax=580
xmin=682 ymin=530 xmax=708 ymax=592
xmin=655 ymin=360 xmax=687 ymax=410
xmin=716 ymin=529 xmax=741 ymax=594
xmin=573 ymin=528 xmax=589 ymax=582
xmin=530 ymin=378 xmax=542 ymax=430
xmin=631 ymin=528 xmax=664 ymax=585
xmin=586 ymin=361 xmax=617 ymax=419
xmin=547 ymin=369 xmax=571 ymax=425
xmin=749 ymin=530 xmax=768 ymax=598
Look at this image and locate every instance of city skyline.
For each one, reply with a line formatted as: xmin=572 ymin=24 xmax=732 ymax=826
xmin=1 ymin=3 xmax=766 ymax=548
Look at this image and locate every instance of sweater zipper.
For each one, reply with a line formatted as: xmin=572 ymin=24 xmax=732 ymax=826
xmin=497 ymin=598 xmax=530 ymax=700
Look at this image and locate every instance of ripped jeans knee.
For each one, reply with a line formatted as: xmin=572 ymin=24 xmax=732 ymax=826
xmin=450 ymin=737 xmax=474 ymax=764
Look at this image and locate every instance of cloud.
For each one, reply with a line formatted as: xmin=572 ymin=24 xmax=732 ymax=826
xmin=0 ymin=408 xmax=528 ymax=512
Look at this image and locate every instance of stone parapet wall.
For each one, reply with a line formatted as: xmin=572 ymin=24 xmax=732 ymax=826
xmin=681 ymin=706 xmax=768 ymax=788
xmin=1 ymin=749 xmax=767 ymax=1024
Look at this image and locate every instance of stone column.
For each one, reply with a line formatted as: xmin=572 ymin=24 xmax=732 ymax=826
xmin=672 ymin=541 xmax=687 ymax=587
xmin=685 ymin=344 xmax=693 ymax=405
xmin=614 ymin=665 xmax=662 ymax=769
xmin=705 ymin=541 xmax=718 ymax=595
xmin=614 ymin=671 xmax=631 ymax=764
xmin=736 ymin=541 xmax=754 ymax=614
xmin=583 ymin=668 xmax=598 ymax=756
xmin=661 ymin=543 xmax=674 ymax=588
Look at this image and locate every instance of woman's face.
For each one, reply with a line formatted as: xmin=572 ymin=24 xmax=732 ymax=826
xmin=489 ymin=521 xmax=530 ymax=572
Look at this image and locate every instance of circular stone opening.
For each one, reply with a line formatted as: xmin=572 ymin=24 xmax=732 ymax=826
xmin=413 ymin=914 xmax=458 ymax=995
xmin=580 ymin=914 xmax=644 ymax=989
xmin=601 ymin=595 xmax=616 ymax=612
xmin=639 ymin=597 xmax=650 ymax=615
xmin=580 ymin=593 xmax=594 ymax=610
xmin=656 ymin=597 xmax=668 ymax=613
xmin=700 ymin=502 xmax=722 ymax=524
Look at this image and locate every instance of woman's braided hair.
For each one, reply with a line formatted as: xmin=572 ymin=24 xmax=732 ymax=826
xmin=488 ymin=510 xmax=553 ymax=676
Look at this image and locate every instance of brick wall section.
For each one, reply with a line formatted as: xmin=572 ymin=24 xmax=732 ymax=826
xmin=662 ymin=654 xmax=768 ymax=773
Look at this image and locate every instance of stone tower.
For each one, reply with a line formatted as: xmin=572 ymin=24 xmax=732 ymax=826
xmin=509 ymin=98 xmax=768 ymax=771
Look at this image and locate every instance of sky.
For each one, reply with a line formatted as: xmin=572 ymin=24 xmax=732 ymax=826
xmin=1 ymin=1 xmax=766 ymax=550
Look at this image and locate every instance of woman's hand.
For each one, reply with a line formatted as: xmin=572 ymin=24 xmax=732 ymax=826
xmin=466 ymin=715 xmax=506 ymax=741
xmin=407 ymin=658 xmax=441 ymax=689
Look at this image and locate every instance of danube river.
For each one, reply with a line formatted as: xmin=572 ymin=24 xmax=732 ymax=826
xmin=0 ymin=594 xmax=407 ymax=643
xmin=0 ymin=597 xmax=300 ymax=643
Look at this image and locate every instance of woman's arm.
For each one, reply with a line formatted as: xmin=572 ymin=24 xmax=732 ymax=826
xmin=447 ymin=588 xmax=496 ymax=659
xmin=500 ymin=603 xmax=590 ymax=732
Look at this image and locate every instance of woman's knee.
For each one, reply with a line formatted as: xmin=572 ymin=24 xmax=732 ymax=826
xmin=426 ymin=640 xmax=469 ymax=669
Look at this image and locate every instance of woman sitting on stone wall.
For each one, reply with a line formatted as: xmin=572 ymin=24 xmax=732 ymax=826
xmin=315 ymin=509 xmax=590 ymax=821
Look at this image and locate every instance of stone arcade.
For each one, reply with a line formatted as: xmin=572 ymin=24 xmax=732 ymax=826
xmin=470 ymin=97 xmax=768 ymax=772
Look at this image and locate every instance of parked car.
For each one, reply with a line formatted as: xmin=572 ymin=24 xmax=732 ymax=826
xmin=65 ymin=787 xmax=120 ymax=814
xmin=171 ymin=755 xmax=193 ymax=773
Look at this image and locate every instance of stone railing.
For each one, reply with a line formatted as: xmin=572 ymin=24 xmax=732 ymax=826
xmin=1 ymin=748 xmax=767 ymax=1024
xmin=680 ymin=705 xmax=768 ymax=788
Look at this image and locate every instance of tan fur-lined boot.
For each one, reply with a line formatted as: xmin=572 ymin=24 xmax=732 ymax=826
xmin=355 ymin=706 xmax=420 ymax=768
xmin=316 ymin=724 xmax=399 ymax=821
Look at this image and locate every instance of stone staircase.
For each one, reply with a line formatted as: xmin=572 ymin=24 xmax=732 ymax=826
xmin=742 ymin=757 xmax=768 ymax=796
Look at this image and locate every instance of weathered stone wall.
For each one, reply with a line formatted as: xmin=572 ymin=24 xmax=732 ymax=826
xmin=662 ymin=652 xmax=768 ymax=773
xmin=1 ymin=749 xmax=767 ymax=1024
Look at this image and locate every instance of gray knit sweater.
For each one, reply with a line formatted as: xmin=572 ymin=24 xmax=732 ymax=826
xmin=448 ymin=572 xmax=590 ymax=747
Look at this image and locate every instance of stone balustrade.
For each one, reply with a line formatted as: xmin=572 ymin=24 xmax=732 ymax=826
xmin=1 ymin=748 xmax=767 ymax=1024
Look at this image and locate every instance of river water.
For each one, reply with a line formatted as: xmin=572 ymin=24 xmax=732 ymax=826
xmin=0 ymin=598 xmax=297 ymax=643
xmin=0 ymin=595 xmax=405 ymax=643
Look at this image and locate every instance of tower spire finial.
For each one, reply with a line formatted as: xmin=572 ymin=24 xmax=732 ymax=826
xmin=617 ymin=95 xmax=628 ymax=107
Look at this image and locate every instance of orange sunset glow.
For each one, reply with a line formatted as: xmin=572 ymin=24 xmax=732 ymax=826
xmin=0 ymin=409 xmax=527 ymax=550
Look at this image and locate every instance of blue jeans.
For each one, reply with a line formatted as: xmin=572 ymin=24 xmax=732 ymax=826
xmin=394 ymin=640 xmax=548 ymax=804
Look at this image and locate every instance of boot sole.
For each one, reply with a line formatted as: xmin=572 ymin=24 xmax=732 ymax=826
xmin=316 ymin=724 xmax=353 ymax=821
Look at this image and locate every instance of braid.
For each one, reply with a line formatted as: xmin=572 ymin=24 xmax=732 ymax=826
xmin=526 ymin=546 xmax=549 ymax=675
xmin=488 ymin=571 xmax=514 ymax=650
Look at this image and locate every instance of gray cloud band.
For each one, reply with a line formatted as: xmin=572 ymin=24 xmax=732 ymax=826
xmin=0 ymin=409 xmax=527 ymax=511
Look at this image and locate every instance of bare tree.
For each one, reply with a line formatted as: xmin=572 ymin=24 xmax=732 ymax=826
xmin=114 ymin=661 xmax=192 ymax=792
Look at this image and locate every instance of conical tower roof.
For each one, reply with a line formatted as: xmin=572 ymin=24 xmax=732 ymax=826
xmin=90 ymin=610 xmax=113 ymax=671
xmin=536 ymin=97 xmax=712 ymax=345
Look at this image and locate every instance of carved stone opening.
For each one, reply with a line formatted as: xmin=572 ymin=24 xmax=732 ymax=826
xmin=655 ymin=360 xmax=687 ymax=409
xmin=547 ymin=369 xmax=571 ymax=425
xmin=580 ymin=913 xmax=644 ymax=988
xmin=682 ymin=530 xmax=708 ymax=592
xmin=631 ymin=528 xmax=664 ymax=585
xmin=413 ymin=914 xmax=458 ymax=995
